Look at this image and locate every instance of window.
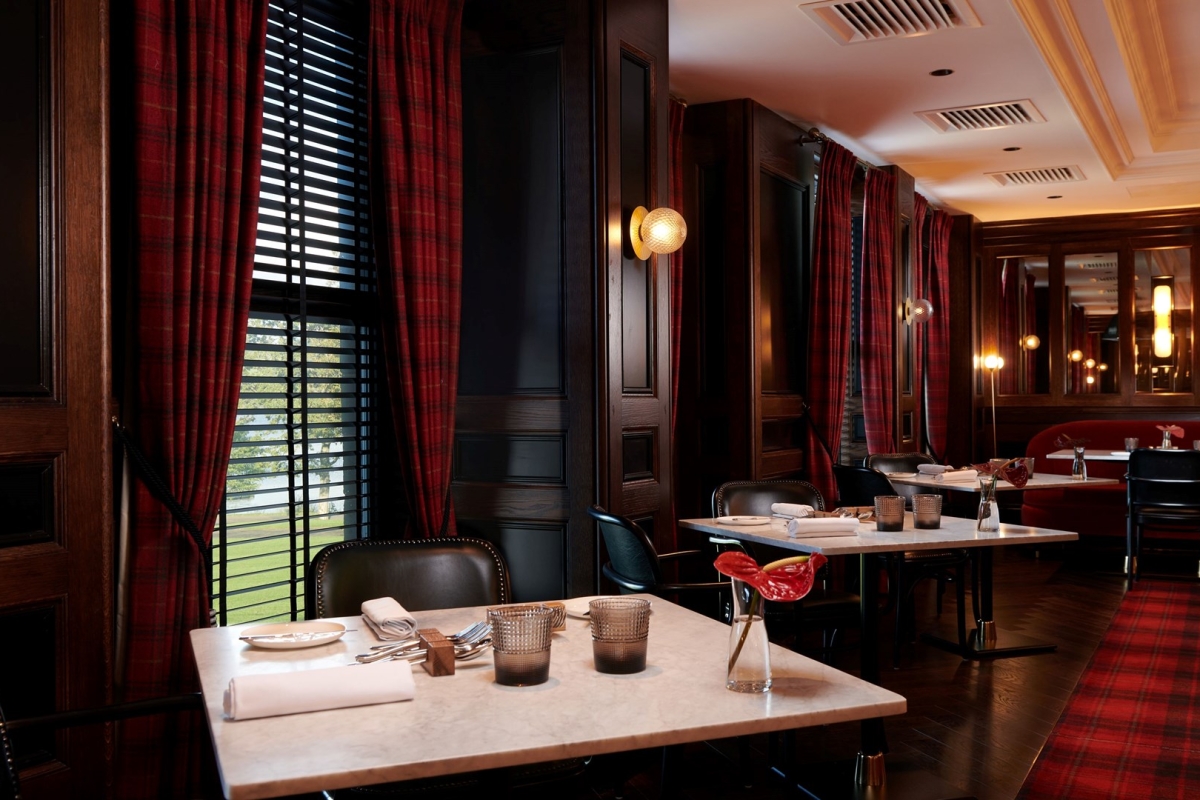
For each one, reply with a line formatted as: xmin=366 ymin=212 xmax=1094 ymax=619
xmin=212 ymin=0 xmax=376 ymax=626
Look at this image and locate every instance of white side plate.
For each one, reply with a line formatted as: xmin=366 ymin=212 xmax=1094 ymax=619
xmin=239 ymin=621 xmax=346 ymax=650
xmin=716 ymin=516 xmax=772 ymax=526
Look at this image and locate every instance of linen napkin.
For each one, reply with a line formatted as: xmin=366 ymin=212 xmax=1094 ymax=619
xmin=786 ymin=518 xmax=861 ymax=537
xmin=361 ymin=597 xmax=418 ymax=641
xmin=770 ymin=502 xmax=815 ymax=519
xmin=936 ymin=469 xmax=979 ymax=483
xmin=223 ymin=660 xmax=415 ymax=721
xmin=917 ymin=464 xmax=950 ymax=475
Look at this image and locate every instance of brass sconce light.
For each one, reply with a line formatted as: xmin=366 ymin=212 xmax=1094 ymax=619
xmin=982 ymin=354 xmax=1004 ymax=458
xmin=630 ymin=206 xmax=687 ymax=260
xmin=1152 ymin=281 xmax=1173 ymax=358
xmin=1020 ymin=334 xmax=1041 ymax=350
xmin=1068 ymin=349 xmax=1084 ymax=362
xmin=904 ymin=297 xmax=933 ymax=325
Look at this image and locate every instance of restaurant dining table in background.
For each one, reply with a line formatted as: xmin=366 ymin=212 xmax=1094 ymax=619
xmin=679 ymin=514 xmax=1078 ymax=800
xmin=191 ymin=596 xmax=905 ymax=799
xmin=885 ymin=472 xmax=1120 ymax=492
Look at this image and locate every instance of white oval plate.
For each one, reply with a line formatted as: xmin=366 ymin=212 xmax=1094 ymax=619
xmin=563 ymin=596 xmax=653 ymax=619
xmin=886 ymin=472 xmax=917 ymax=478
xmin=716 ymin=516 xmax=772 ymax=526
xmin=239 ymin=621 xmax=346 ymax=650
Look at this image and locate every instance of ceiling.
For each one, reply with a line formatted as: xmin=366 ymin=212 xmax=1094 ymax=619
xmin=668 ymin=0 xmax=1200 ymax=222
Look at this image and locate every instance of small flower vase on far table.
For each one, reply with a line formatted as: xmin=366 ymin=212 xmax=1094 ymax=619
xmin=1071 ymin=445 xmax=1087 ymax=481
xmin=1162 ymin=430 xmax=1174 ymax=449
xmin=976 ymin=480 xmax=1000 ymax=531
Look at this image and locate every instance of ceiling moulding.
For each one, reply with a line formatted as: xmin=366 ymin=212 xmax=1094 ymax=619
xmin=798 ymin=0 xmax=981 ymax=44
xmin=917 ymin=100 xmax=1045 ymax=133
xmin=1104 ymin=0 xmax=1200 ymax=153
xmin=985 ymin=165 xmax=1085 ymax=187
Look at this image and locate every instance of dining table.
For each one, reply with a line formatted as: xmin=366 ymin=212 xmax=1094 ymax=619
xmin=679 ymin=513 xmax=1078 ymax=799
xmin=884 ymin=471 xmax=1120 ymax=492
xmin=1043 ymin=447 xmax=1131 ymax=461
xmin=191 ymin=595 xmax=905 ymax=800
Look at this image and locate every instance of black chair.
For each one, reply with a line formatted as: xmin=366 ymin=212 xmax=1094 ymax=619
xmin=306 ymin=537 xmax=584 ymax=798
xmin=832 ymin=462 xmax=969 ymax=667
xmin=864 ymin=452 xmax=937 ymax=508
xmin=588 ymin=505 xmax=731 ymax=619
xmin=306 ymin=537 xmax=510 ymax=618
xmin=1126 ymin=448 xmax=1200 ymax=581
xmin=2 ymin=694 xmax=203 ymax=800
xmin=712 ymin=480 xmax=859 ymax=658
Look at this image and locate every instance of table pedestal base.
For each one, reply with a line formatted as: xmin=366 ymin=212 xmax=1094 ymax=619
xmin=783 ymin=755 xmax=975 ymax=800
xmin=922 ymin=622 xmax=1057 ymax=659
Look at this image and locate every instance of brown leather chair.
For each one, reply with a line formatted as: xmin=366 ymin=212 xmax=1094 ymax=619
xmin=306 ymin=537 xmax=510 ymax=619
xmin=864 ymin=452 xmax=937 ymax=508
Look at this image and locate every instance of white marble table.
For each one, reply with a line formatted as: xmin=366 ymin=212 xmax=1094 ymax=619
xmin=885 ymin=471 xmax=1119 ymax=492
xmin=679 ymin=515 xmax=1078 ymax=798
xmin=191 ymin=596 xmax=905 ymax=799
xmin=1044 ymin=447 xmax=1131 ymax=461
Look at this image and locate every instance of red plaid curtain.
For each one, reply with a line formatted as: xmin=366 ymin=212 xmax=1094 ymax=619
xmin=912 ymin=194 xmax=928 ymax=452
xmin=122 ymin=1 xmax=268 ymax=796
xmin=860 ymin=169 xmax=897 ymax=455
xmin=368 ymin=0 xmax=465 ymax=538
xmin=804 ymin=141 xmax=858 ymax=502
xmin=924 ymin=209 xmax=953 ymax=461
xmin=667 ymin=98 xmax=685 ymax=552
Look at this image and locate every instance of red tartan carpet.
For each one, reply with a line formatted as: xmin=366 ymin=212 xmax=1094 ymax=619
xmin=1019 ymin=581 xmax=1200 ymax=799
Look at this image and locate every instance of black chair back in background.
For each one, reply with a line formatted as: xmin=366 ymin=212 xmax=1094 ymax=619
xmin=865 ymin=452 xmax=936 ymax=508
xmin=1125 ymin=448 xmax=1200 ymax=581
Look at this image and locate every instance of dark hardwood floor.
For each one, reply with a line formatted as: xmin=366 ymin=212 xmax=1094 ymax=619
xmin=567 ymin=544 xmax=1129 ymax=800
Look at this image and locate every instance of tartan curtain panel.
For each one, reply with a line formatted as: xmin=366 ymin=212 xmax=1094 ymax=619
xmin=924 ymin=208 xmax=953 ymax=461
xmin=860 ymin=169 xmax=897 ymax=455
xmin=912 ymin=194 xmax=928 ymax=453
xmin=667 ymin=98 xmax=685 ymax=552
xmin=368 ymin=0 xmax=465 ymax=538
xmin=123 ymin=1 xmax=268 ymax=796
xmin=803 ymin=141 xmax=858 ymax=503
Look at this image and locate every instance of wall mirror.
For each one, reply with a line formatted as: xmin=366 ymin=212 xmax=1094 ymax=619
xmin=1135 ymin=247 xmax=1192 ymax=394
xmin=1064 ymin=251 xmax=1119 ymax=395
xmin=996 ymin=256 xmax=1049 ymax=395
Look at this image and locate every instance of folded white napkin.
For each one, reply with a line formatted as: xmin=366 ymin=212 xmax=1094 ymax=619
xmin=786 ymin=518 xmax=861 ymax=537
xmin=361 ymin=597 xmax=418 ymax=641
xmin=771 ymin=502 xmax=815 ymax=519
xmin=223 ymin=660 xmax=416 ymax=721
xmin=936 ymin=469 xmax=979 ymax=483
xmin=917 ymin=464 xmax=949 ymax=475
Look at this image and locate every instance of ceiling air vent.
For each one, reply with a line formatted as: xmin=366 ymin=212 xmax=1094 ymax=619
xmin=918 ymin=100 xmax=1046 ymax=133
xmin=799 ymin=0 xmax=981 ymax=44
xmin=1078 ymin=260 xmax=1117 ymax=271
xmin=985 ymin=165 xmax=1085 ymax=187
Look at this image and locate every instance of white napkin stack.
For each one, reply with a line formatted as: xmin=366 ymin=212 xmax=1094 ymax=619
xmin=786 ymin=518 xmax=861 ymax=537
xmin=770 ymin=502 xmax=815 ymax=519
xmin=935 ymin=469 xmax=979 ymax=483
xmin=223 ymin=660 xmax=416 ymax=721
xmin=361 ymin=597 xmax=418 ymax=641
xmin=916 ymin=464 xmax=950 ymax=475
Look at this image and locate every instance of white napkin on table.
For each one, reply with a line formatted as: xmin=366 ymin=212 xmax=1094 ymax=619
xmin=361 ymin=597 xmax=418 ymax=641
xmin=917 ymin=464 xmax=950 ymax=475
xmin=770 ymin=502 xmax=815 ymax=519
xmin=222 ymin=660 xmax=416 ymax=721
xmin=786 ymin=518 xmax=861 ymax=537
xmin=935 ymin=469 xmax=979 ymax=483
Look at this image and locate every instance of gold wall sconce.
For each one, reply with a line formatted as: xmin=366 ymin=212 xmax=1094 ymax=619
xmin=1153 ymin=281 xmax=1173 ymax=358
xmin=1020 ymin=334 xmax=1041 ymax=350
xmin=1068 ymin=349 xmax=1084 ymax=362
xmin=904 ymin=297 xmax=933 ymax=325
xmin=630 ymin=206 xmax=687 ymax=260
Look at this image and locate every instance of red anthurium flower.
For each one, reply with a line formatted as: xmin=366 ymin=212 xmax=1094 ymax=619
xmin=713 ymin=551 xmax=826 ymax=603
xmin=1157 ymin=424 xmax=1185 ymax=438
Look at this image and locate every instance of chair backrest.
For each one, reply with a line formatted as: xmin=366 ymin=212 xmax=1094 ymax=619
xmin=832 ymin=464 xmax=897 ymax=507
xmin=587 ymin=505 xmax=663 ymax=593
xmin=1127 ymin=449 xmax=1200 ymax=510
xmin=711 ymin=479 xmax=825 ymax=517
xmin=306 ymin=538 xmax=511 ymax=619
xmin=864 ymin=453 xmax=936 ymax=506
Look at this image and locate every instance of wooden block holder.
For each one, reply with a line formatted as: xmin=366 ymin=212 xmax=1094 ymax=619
xmin=417 ymin=628 xmax=455 ymax=676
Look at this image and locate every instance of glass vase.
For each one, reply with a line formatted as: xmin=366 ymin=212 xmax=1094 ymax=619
xmin=976 ymin=479 xmax=1000 ymax=531
xmin=1071 ymin=445 xmax=1087 ymax=481
xmin=727 ymin=614 xmax=771 ymax=693
xmin=1162 ymin=430 xmax=1174 ymax=450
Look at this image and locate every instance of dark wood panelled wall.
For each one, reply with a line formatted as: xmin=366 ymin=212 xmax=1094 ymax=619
xmin=457 ymin=0 xmax=673 ymax=597
xmin=0 ymin=0 xmax=113 ymax=797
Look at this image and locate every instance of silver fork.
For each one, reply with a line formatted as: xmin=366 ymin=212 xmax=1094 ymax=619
xmin=367 ymin=620 xmax=488 ymax=651
xmin=356 ymin=624 xmax=492 ymax=663
xmin=388 ymin=637 xmax=493 ymax=665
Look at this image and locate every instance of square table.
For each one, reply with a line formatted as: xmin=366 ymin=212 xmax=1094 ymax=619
xmin=1044 ymin=447 xmax=1130 ymax=461
xmin=679 ymin=514 xmax=1078 ymax=799
xmin=885 ymin=472 xmax=1119 ymax=492
xmin=191 ymin=596 xmax=905 ymax=799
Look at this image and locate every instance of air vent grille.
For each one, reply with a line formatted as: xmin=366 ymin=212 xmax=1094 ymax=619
xmin=918 ymin=100 xmax=1046 ymax=132
xmin=1079 ymin=260 xmax=1117 ymax=271
xmin=799 ymin=0 xmax=981 ymax=44
xmin=986 ymin=165 xmax=1085 ymax=186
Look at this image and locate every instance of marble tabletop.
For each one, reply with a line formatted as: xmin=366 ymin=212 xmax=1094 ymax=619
xmin=678 ymin=513 xmax=1079 ymax=556
xmin=1043 ymin=447 xmax=1131 ymax=461
xmin=884 ymin=472 xmax=1119 ymax=492
xmin=192 ymin=596 xmax=906 ymax=799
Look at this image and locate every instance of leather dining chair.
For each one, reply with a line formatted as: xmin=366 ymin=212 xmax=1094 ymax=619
xmin=832 ymin=462 xmax=970 ymax=667
xmin=588 ymin=504 xmax=731 ymax=621
xmin=711 ymin=480 xmax=859 ymax=659
xmin=306 ymin=537 xmax=585 ymax=798
xmin=864 ymin=452 xmax=937 ymax=508
xmin=1126 ymin=448 xmax=1200 ymax=581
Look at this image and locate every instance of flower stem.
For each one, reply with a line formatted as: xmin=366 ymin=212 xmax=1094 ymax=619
xmin=728 ymin=590 xmax=761 ymax=675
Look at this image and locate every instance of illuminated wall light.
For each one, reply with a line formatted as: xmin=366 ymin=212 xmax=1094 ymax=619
xmin=629 ymin=206 xmax=687 ymax=260
xmin=1021 ymin=334 xmax=1041 ymax=350
xmin=1153 ymin=282 xmax=1174 ymax=358
xmin=1098 ymin=363 xmax=1109 ymax=371
xmin=1084 ymin=358 xmax=1096 ymax=369
xmin=1153 ymin=284 xmax=1173 ymax=315
xmin=1154 ymin=327 xmax=1173 ymax=358
xmin=1086 ymin=375 xmax=1095 ymax=385
xmin=1068 ymin=349 xmax=1084 ymax=362
xmin=983 ymin=354 xmax=1005 ymax=370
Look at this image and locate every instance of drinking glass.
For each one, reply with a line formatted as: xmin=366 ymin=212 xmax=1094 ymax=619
xmin=488 ymin=606 xmax=554 ymax=686
xmin=874 ymin=495 xmax=905 ymax=532
xmin=1125 ymin=437 xmax=1139 ymax=452
xmin=589 ymin=598 xmax=650 ymax=674
xmin=912 ymin=494 xmax=942 ymax=529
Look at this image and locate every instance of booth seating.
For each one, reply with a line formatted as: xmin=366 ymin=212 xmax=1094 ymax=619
xmin=1021 ymin=420 xmax=1197 ymax=547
